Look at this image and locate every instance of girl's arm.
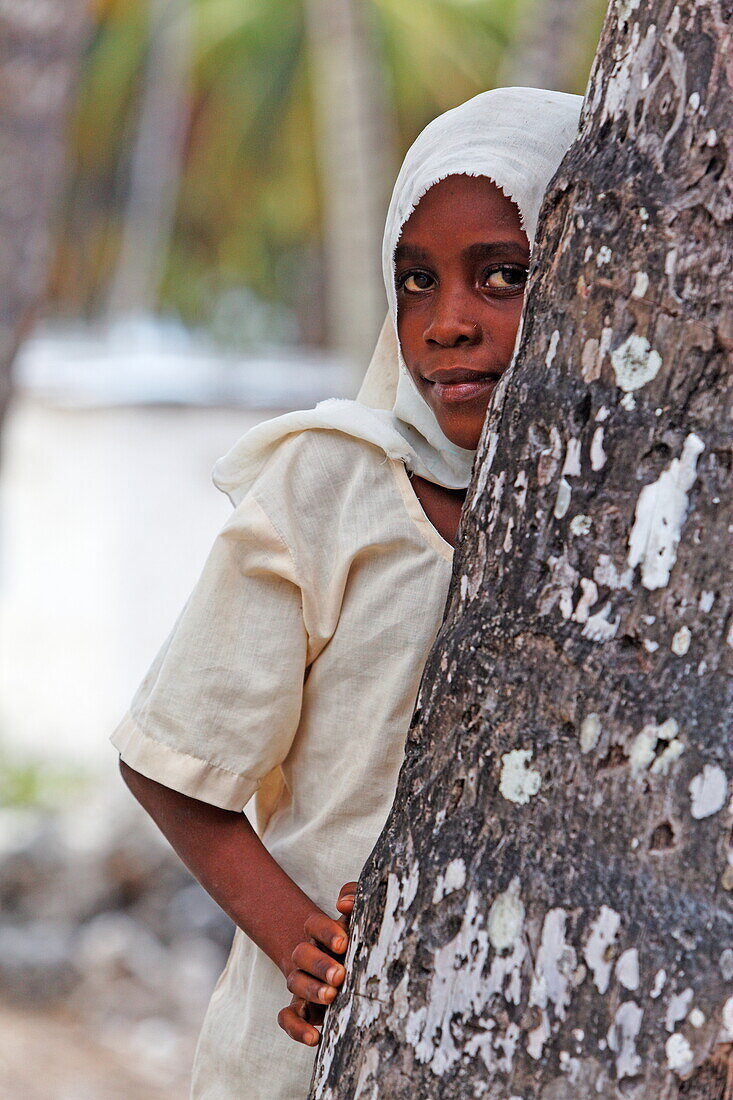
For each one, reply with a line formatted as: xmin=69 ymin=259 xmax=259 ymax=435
xmin=119 ymin=759 xmax=348 ymax=1022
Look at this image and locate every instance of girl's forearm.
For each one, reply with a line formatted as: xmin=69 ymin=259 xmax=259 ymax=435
xmin=118 ymin=759 xmax=318 ymax=976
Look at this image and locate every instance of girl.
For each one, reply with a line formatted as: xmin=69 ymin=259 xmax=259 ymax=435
xmin=113 ymin=87 xmax=582 ymax=1098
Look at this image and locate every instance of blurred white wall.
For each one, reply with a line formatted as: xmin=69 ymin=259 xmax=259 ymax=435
xmin=0 ymin=398 xmax=270 ymax=771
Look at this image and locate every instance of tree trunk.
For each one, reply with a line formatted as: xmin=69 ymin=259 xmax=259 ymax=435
xmin=105 ymin=0 xmax=191 ymax=322
xmin=304 ymin=0 xmax=395 ymax=381
xmin=0 ymin=0 xmax=88 ymax=433
xmin=311 ymin=0 xmax=733 ymax=1096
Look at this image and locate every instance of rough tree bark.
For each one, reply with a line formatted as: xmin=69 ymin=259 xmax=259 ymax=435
xmin=0 ymin=0 xmax=88 ymax=434
xmin=311 ymin=0 xmax=733 ymax=1097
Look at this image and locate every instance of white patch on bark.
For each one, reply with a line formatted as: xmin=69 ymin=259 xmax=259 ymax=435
xmin=652 ymin=739 xmax=685 ymax=775
xmin=666 ymin=987 xmax=694 ymax=1032
xmin=651 ymin=969 xmax=667 ymax=998
xmin=630 ymin=719 xmax=683 ymax=777
xmin=699 ymin=590 xmax=715 ymax=613
xmin=616 ymin=949 xmax=640 ymax=990
xmin=432 ymin=858 xmax=466 ymax=903
xmin=620 ymin=392 xmax=636 ymax=411
xmin=590 ymin=426 xmax=607 ymax=470
xmin=488 ymin=878 xmax=525 ymax=953
xmin=580 ymin=714 xmax=602 ymax=754
xmin=499 ymin=750 xmax=541 ymax=806
xmin=721 ymin=951 xmax=733 ymax=982
xmin=593 ymin=554 xmax=633 ymax=590
xmin=631 ymin=271 xmax=649 ymax=298
xmin=539 ymin=554 xmax=580 ymax=620
xmin=666 ymin=1032 xmax=694 ymax=1075
xmin=611 ymin=333 xmax=663 ymax=391
xmin=355 ymin=867 xmax=419 ymax=1027
xmin=470 ymin=430 xmax=500 ymax=510
xmin=583 ymin=907 xmax=620 ymax=994
xmin=486 ymin=470 xmax=507 ymax=536
xmin=689 ymin=1008 xmax=705 ymax=1029
xmin=689 ymin=765 xmax=728 ymax=819
xmin=572 ymin=578 xmax=599 ymax=624
xmin=581 ymin=603 xmax=620 ymax=642
xmin=526 ymin=909 xmax=576 ymax=1060
xmin=546 ymin=329 xmax=560 ymax=368
xmin=562 ymin=438 xmax=582 ymax=478
xmin=503 ymin=517 xmax=514 ymax=553
xmin=353 ymin=1045 xmax=380 ymax=1099
xmin=554 ymin=478 xmax=572 ymax=519
xmin=569 ymin=514 xmax=592 ymax=537
xmin=721 ymin=997 xmax=733 ymax=1040
xmin=460 ymin=575 xmax=469 ymax=601
xmin=627 ymin=433 xmax=705 ymax=590
xmin=671 ymin=626 xmax=691 ymax=655
xmin=514 ymin=469 xmax=528 ymax=509
xmin=596 ymin=245 xmax=612 ymax=267
xmin=607 ymin=1001 xmax=643 ymax=1079
xmin=581 ymin=338 xmax=601 ymax=382
xmin=410 ymin=888 xmax=528 ymax=1077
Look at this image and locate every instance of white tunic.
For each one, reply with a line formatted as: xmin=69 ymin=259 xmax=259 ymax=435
xmin=111 ymin=427 xmax=453 ymax=1098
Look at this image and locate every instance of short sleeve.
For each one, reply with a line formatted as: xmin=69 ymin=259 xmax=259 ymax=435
xmin=111 ymin=494 xmax=307 ymax=811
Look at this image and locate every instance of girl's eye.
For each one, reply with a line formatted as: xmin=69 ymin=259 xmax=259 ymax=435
xmin=399 ymin=271 xmax=434 ymax=293
xmin=483 ymin=265 xmax=528 ymax=291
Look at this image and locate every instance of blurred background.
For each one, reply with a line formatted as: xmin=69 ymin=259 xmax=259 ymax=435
xmin=0 ymin=0 xmax=604 ymax=1094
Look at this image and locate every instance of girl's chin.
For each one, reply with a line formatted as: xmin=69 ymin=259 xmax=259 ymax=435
xmin=435 ymin=417 xmax=484 ymax=451
xmin=429 ymin=400 xmax=489 ymax=451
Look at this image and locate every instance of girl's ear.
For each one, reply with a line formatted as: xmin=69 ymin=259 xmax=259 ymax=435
xmin=357 ymin=314 xmax=399 ymax=410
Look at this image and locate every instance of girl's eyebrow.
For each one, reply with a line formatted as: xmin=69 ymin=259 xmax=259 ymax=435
xmin=394 ymin=243 xmax=431 ymax=264
xmin=464 ymin=241 xmax=530 ymax=261
xmin=395 ymin=240 xmax=530 ymax=265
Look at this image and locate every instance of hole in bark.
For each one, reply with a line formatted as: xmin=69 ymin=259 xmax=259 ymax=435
xmin=706 ymin=154 xmax=725 ymax=181
xmin=597 ymin=743 xmax=628 ymax=771
xmin=572 ymin=392 xmax=593 ymax=429
xmin=650 ymin=821 xmax=676 ymax=851
xmin=618 ymin=633 xmax=642 ymax=651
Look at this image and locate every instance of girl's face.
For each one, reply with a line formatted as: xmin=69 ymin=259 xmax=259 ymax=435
xmin=395 ymin=174 xmax=529 ymax=451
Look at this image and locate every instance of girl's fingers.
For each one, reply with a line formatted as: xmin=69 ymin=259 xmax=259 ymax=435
xmin=336 ymin=895 xmax=355 ymax=916
xmin=336 ymin=881 xmax=358 ymax=917
xmin=287 ymin=968 xmax=338 ymax=1006
xmin=292 ymin=941 xmax=346 ymax=987
xmin=304 ymin=910 xmax=348 ymax=954
xmin=278 ymin=999 xmax=320 ymax=1047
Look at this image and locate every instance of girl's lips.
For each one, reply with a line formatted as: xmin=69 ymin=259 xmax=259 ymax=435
xmin=429 ymin=375 xmax=500 ymax=404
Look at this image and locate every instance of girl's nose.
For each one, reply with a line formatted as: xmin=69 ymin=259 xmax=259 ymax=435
xmin=423 ymin=291 xmax=481 ymax=348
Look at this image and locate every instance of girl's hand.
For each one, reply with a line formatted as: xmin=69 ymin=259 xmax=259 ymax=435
xmin=278 ymin=881 xmax=358 ymax=1046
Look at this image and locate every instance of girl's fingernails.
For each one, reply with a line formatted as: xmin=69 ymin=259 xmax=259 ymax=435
xmin=320 ymin=985 xmax=334 ymax=1002
xmin=332 ymin=936 xmax=346 ymax=951
xmin=308 ymin=1031 xmax=319 ymax=1046
xmin=327 ymin=966 xmax=340 ymax=984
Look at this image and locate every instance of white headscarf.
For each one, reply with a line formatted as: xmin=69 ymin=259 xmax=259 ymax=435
xmin=213 ymin=87 xmax=582 ymax=502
